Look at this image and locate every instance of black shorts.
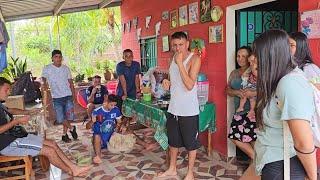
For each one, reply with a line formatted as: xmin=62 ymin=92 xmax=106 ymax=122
xmin=262 ymin=156 xmax=306 ymax=180
xmin=166 ymin=113 xmax=201 ymax=151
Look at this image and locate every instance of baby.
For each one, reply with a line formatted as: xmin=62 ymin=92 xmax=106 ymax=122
xmin=236 ymin=56 xmax=257 ymax=118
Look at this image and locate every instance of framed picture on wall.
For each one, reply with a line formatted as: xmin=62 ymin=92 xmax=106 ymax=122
xmin=162 ymin=11 xmax=169 ymax=20
xmin=200 ymin=0 xmax=211 ymax=23
xmin=162 ymin=35 xmax=170 ymax=52
xmin=209 ymin=25 xmax=223 ymax=43
xmin=170 ymin=10 xmax=178 ymax=29
xmin=179 ymin=5 xmax=188 ymax=26
xmin=189 ymin=2 xmax=199 ymax=24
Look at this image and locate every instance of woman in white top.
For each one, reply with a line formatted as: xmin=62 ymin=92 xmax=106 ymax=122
xmin=289 ymin=32 xmax=320 ymax=88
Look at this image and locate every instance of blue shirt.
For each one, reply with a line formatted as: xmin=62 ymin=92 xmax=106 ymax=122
xmin=86 ymin=85 xmax=108 ymax=104
xmin=116 ymin=61 xmax=141 ymax=99
xmin=92 ymin=106 xmax=122 ymax=147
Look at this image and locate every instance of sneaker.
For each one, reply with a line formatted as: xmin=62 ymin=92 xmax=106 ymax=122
xmin=62 ymin=134 xmax=71 ymax=143
xmin=70 ymin=126 xmax=78 ymax=140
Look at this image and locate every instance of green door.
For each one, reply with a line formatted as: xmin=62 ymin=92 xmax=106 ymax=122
xmin=237 ymin=11 xmax=298 ymax=47
xmin=140 ymin=37 xmax=157 ymax=73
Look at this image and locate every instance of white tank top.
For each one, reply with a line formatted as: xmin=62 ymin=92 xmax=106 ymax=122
xmin=168 ymin=53 xmax=199 ymax=116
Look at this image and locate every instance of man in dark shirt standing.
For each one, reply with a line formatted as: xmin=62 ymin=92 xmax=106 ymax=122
xmin=116 ymin=49 xmax=141 ymax=101
xmin=0 ymin=77 xmax=92 ymax=177
xmin=86 ymin=75 xmax=108 ymax=119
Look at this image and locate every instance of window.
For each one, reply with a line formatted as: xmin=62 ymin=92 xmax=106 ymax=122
xmin=140 ymin=37 xmax=157 ymax=73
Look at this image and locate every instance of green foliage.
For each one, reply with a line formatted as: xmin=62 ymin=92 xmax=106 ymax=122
xmin=84 ymin=67 xmax=94 ymax=78
xmin=5 ymin=7 xmax=122 ymax=78
xmin=74 ymin=73 xmax=85 ymax=82
xmin=1 ymin=57 xmax=28 ymax=80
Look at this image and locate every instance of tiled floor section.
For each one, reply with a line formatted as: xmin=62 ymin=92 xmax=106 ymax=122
xmin=2 ymin=123 xmax=249 ymax=180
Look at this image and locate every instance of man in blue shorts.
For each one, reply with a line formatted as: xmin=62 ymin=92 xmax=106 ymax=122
xmin=0 ymin=77 xmax=92 ymax=177
xmin=85 ymin=94 xmax=121 ymax=164
xmin=42 ymin=50 xmax=77 ymax=143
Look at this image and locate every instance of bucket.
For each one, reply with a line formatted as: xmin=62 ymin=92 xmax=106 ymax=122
xmin=143 ymin=93 xmax=152 ymax=101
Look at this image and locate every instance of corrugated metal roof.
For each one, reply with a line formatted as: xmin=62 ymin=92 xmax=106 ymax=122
xmin=0 ymin=0 xmax=121 ymax=22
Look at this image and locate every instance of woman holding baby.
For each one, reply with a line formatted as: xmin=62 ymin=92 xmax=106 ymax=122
xmin=226 ymin=46 xmax=258 ymax=161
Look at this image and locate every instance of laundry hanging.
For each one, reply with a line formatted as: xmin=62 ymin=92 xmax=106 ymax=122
xmin=0 ymin=20 xmax=9 ymax=73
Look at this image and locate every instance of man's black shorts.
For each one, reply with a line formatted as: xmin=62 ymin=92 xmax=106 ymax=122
xmin=166 ymin=113 xmax=201 ymax=151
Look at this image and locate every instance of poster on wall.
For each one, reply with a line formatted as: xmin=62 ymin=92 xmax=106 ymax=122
xmin=162 ymin=35 xmax=169 ymax=52
xmin=189 ymin=2 xmax=199 ymax=24
xmin=179 ymin=5 xmax=188 ymax=26
xmin=301 ymin=9 xmax=320 ymax=39
xmin=170 ymin=10 xmax=178 ymax=29
xmin=200 ymin=0 xmax=211 ymax=23
xmin=209 ymin=25 xmax=223 ymax=43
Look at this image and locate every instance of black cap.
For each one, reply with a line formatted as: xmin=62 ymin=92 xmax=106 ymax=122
xmin=52 ymin=50 xmax=62 ymax=57
xmin=93 ymin=75 xmax=101 ymax=79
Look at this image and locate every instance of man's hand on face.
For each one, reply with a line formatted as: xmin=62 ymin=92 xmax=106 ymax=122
xmin=174 ymin=52 xmax=184 ymax=65
xmin=162 ymin=79 xmax=171 ymax=91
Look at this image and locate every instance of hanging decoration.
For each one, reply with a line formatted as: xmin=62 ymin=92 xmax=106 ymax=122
xmin=200 ymin=0 xmax=211 ymax=23
xmin=155 ymin=21 xmax=161 ymax=36
xmin=162 ymin=11 xmax=169 ymax=20
xmin=211 ymin=6 xmax=223 ymax=22
xmin=189 ymin=2 xmax=199 ymax=24
xmin=133 ymin=17 xmax=138 ymax=29
xmin=122 ymin=23 xmax=125 ymax=33
xmin=179 ymin=5 xmax=188 ymax=26
xmin=146 ymin=16 xmax=152 ymax=28
xmin=136 ymin=28 xmax=142 ymax=41
xmin=190 ymin=38 xmax=206 ymax=60
xmin=126 ymin=21 xmax=131 ymax=32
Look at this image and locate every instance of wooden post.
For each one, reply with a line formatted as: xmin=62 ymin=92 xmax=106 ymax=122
xmin=208 ymin=131 xmax=212 ymax=157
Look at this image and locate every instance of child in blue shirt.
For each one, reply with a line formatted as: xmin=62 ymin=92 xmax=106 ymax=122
xmin=86 ymin=94 xmax=121 ymax=164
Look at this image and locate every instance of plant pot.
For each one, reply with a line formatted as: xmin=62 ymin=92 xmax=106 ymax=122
xmin=104 ymin=70 xmax=112 ymax=81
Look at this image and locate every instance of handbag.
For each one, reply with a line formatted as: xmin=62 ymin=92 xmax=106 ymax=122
xmin=0 ymin=103 xmax=28 ymax=138
xmin=8 ymin=125 xmax=28 ymax=138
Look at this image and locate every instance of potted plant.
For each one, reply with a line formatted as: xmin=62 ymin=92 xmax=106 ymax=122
xmin=1 ymin=57 xmax=27 ymax=81
xmin=103 ymin=61 xmax=112 ymax=81
xmin=74 ymin=73 xmax=85 ymax=83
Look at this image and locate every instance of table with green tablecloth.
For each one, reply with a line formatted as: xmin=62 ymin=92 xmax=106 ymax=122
xmin=122 ymin=98 xmax=216 ymax=155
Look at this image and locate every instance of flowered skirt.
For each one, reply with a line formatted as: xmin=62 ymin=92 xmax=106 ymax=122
xmin=228 ymin=111 xmax=257 ymax=143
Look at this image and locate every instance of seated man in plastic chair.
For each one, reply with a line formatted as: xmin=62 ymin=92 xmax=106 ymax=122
xmin=85 ymin=75 xmax=108 ymax=120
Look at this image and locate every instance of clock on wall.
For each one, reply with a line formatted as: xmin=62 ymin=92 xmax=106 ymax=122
xmin=211 ymin=6 xmax=223 ymax=22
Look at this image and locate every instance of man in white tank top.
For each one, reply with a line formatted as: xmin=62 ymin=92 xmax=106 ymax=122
xmin=157 ymin=32 xmax=201 ymax=180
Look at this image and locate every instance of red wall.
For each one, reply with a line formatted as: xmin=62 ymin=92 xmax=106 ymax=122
xmin=299 ymin=1 xmax=320 ymax=65
xmin=121 ymin=0 xmax=248 ymax=155
xmin=299 ymin=0 xmax=320 ymax=164
xmin=121 ymin=0 xmax=320 ymax=157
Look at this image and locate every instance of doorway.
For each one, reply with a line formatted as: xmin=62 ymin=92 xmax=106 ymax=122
xmin=140 ymin=37 xmax=157 ymax=73
xmin=226 ymin=0 xmax=298 ymax=158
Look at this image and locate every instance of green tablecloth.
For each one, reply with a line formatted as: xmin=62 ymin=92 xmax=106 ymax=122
xmin=122 ymin=98 xmax=216 ymax=150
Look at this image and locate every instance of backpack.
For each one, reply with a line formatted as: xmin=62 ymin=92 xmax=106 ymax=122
xmin=12 ymin=71 xmax=41 ymax=103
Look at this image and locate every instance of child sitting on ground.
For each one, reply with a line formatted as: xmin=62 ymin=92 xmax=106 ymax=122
xmin=85 ymin=94 xmax=122 ymax=164
xmin=236 ymin=56 xmax=257 ymax=118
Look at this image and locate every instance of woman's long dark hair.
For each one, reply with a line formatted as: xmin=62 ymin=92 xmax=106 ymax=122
xmin=289 ymin=32 xmax=313 ymax=69
xmin=254 ymin=29 xmax=295 ymax=128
